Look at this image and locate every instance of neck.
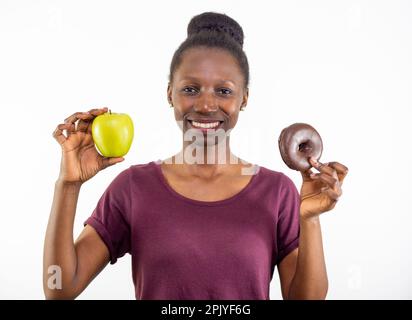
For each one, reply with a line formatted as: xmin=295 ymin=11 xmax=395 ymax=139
xmin=172 ymin=136 xmax=242 ymax=179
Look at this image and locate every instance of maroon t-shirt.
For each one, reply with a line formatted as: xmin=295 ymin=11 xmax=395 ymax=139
xmin=84 ymin=160 xmax=300 ymax=300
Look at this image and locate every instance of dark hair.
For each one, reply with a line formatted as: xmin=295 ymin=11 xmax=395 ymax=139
xmin=168 ymin=12 xmax=250 ymax=89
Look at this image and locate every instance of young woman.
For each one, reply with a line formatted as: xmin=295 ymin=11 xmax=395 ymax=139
xmin=44 ymin=12 xmax=348 ymax=300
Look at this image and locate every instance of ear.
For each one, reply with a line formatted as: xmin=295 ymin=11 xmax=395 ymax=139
xmin=167 ymin=82 xmax=173 ymax=105
xmin=242 ymin=87 xmax=249 ymax=107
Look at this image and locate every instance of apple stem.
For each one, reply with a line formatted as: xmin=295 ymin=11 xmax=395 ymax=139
xmin=109 ymin=109 xmax=111 ymax=114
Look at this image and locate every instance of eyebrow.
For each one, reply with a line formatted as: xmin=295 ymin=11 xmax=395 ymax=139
xmin=179 ymin=76 xmax=236 ymax=86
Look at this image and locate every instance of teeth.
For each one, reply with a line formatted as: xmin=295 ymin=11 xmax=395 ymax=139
xmin=191 ymin=121 xmax=220 ymax=129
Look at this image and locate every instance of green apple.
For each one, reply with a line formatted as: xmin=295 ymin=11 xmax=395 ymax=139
xmin=92 ymin=110 xmax=134 ymax=157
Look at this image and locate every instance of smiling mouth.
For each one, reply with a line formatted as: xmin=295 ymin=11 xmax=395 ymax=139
xmin=187 ymin=120 xmax=224 ymax=130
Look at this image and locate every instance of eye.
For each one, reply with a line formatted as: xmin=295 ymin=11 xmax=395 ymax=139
xmin=182 ymin=87 xmax=198 ymax=94
xmin=218 ymin=88 xmax=232 ymax=95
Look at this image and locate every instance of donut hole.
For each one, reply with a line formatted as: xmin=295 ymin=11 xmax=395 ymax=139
xmin=298 ymin=141 xmax=312 ymax=153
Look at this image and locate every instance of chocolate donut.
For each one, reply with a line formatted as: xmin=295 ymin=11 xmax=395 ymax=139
xmin=278 ymin=123 xmax=323 ymax=171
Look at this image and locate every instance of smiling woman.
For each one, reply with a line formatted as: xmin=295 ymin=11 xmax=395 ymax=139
xmin=45 ymin=11 xmax=347 ymax=301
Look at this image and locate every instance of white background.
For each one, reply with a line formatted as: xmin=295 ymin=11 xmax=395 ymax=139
xmin=0 ymin=0 xmax=411 ymax=299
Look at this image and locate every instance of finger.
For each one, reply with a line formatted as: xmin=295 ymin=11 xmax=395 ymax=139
xmin=310 ymin=173 xmax=341 ymax=192
xmin=52 ymin=125 xmax=66 ymax=145
xmin=65 ymin=123 xmax=76 ymax=137
xmin=301 ymin=168 xmax=315 ymax=181
xmin=77 ymin=108 xmax=108 ymax=132
xmin=63 ymin=123 xmax=76 ymax=138
xmin=77 ymin=118 xmax=93 ymax=132
xmin=83 ymin=107 xmax=109 ymax=133
xmin=321 ymin=186 xmax=341 ymax=201
xmin=87 ymin=107 xmax=108 ymax=116
xmin=53 ymin=123 xmax=74 ymax=144
xmin=309 ymin=157 xmax=338 ymax=178
xmin=327 ymin=162 xmax=349 ymax=182
xmin=100 ymin=157 xmax=125 ymax=170
xmin=64 ymin=112 xmax=93 ymax=125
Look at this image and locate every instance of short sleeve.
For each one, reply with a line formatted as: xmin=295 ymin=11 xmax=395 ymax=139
xmin=84 ymin=168 xmax=131 ymax=265
xmin=276 ymin=174 xmax=301 ymax=265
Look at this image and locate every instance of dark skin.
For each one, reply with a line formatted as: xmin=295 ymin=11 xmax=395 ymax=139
xmin=162 ymin=47 xmax=253 ymax=201
xmin=164 ymin=47 xmax=349 ymax=299
xmin=44 ymin=46 xmax=348 ymax=300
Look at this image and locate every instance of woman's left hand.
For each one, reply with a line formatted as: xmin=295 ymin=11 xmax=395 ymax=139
xmin=299 ymin=157 xmax=349 ymax=220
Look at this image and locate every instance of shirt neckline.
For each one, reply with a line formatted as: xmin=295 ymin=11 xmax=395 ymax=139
xmin=151 ymin=159 xmax=261 ymax=207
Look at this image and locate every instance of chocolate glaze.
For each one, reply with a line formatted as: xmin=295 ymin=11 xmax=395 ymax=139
xmin=278 ymin=123 xmax=323 ymax=171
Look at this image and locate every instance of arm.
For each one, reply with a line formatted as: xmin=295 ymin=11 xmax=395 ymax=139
xmin=278 ymin=216 xmax=328 ymax=300
xmin=278 ymin=157 xmax=348 ymax=300
xmin=44 ymin=107 xmax=124 ymax=299
xmin=43 ymin=180 xmax=110 ymax=299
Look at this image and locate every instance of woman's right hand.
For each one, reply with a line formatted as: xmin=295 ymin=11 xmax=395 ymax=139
xmin=53 ymin=107 xmax=125 ymax=184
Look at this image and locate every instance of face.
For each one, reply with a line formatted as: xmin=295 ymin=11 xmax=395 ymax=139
xmin=167 ymin=47 xmax=248 ymax=146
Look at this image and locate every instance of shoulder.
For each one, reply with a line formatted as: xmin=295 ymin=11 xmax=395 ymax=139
xmin=127 ymin=160 xmax=161 ymax=185
xmin=255 ymin=165 xmax=300 ymax=205
xmin=106 ymin=161 xmax=157 ymax=188
xmin=129 ymin=161 xmax=156 ymax=173
xmin=256 ymin=164 xmax=297 ymax=191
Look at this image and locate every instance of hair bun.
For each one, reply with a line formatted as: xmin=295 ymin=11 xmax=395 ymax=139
xmin=187 ymin=12 xmax=244 ymax=47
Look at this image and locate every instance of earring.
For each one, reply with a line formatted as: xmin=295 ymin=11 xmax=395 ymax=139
xmin=170 ymin=104 xmax=174 ymax=108
xmin=240 ymin=106 xmax=245 ymax=111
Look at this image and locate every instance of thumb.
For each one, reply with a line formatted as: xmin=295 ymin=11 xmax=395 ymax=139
xmin=301 ymin=167 xmax=314 ymax=181
xmin=101 ymin=157 xmax=125 ymax=169
xmin=301 ymin=157 xmax=317 ymax=181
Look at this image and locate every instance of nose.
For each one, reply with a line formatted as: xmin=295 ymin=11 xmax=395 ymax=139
xmin=193 ymin=92 xmax=218 ymax=113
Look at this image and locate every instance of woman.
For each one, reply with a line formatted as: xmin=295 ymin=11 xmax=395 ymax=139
xmin=44 ymin=12 xmax=348 ymax=300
